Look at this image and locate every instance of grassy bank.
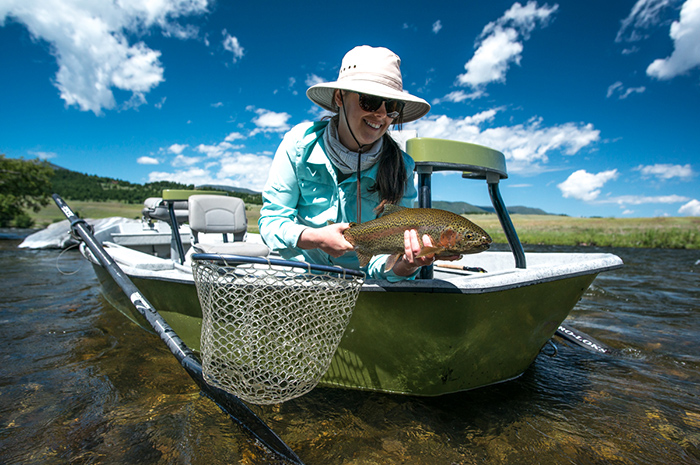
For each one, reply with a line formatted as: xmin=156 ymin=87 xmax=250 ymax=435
xmin=31 ymin=201 xmax=698 ymax=249
xmin=30 ymin=200 xmax=264 ymax=234
xmin=467 ymin=214 xmax=700 ymax=249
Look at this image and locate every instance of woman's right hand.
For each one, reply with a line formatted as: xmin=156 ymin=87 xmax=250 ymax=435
xmin=297 ymin=223 xmax=354 ymax=257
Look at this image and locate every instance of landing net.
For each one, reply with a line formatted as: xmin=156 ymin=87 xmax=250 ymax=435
xmin=191 ymin=254 xmax=364 ymax=405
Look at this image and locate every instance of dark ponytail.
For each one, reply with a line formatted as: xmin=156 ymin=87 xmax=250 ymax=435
xmin=370 ymin=132 xmax=407 ymax=214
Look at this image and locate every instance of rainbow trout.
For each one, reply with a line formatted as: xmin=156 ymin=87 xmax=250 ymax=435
xmin=343 ymin=205 xmax=491 ymax=269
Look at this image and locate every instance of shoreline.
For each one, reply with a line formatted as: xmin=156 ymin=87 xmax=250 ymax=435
xmin=24 ymin=201 xmax=700 ymax=250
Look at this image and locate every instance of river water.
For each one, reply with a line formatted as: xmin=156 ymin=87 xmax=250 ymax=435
xmin=1 ymin=236 xmax=699 ymax=465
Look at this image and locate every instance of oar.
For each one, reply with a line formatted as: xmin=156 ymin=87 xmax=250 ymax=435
xmin=52 ymin=194 xmax=304 ymax=465
xmin=555 ymin=324 xmax=613 ymax=355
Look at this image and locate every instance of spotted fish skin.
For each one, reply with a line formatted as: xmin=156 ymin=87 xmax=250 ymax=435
xmin=343 ymin=205 xmax=491 ymax=268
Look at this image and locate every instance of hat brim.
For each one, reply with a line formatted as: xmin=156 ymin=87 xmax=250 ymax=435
xmin=307 ymin=81 xmax=430 ymax=123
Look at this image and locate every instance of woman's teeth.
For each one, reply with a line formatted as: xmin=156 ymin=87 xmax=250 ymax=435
xmin=364 ymin=119 xmax=381 ymax=129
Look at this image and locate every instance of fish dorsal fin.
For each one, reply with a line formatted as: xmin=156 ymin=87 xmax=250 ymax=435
xmin=381 ymin=204 xmax=406 ymax=217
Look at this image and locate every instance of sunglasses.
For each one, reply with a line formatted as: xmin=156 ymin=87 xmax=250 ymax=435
xmin=356 ymin=92 xmax=405 ymax=119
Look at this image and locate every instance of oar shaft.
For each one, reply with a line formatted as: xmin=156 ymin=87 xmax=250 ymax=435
xmin=555 ymin=324 xmax=612 ymax=355
xmin=52 ymin=194 xmax=304 ymax=465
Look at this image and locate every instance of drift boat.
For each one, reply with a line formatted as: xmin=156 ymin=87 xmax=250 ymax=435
xmin=78 ymin=138 xmax=623 ymax=397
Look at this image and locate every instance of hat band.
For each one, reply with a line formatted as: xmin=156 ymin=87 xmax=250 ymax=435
xmin=338 ymin=71 xmax=403 ymax=92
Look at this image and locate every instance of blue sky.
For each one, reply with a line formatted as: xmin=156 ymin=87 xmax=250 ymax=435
xmin=1 ymin=0 xmax=699 ymax=218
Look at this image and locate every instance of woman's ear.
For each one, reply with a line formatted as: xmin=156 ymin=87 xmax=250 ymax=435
xmin=334 ymin=90 xmax=343 ymax=108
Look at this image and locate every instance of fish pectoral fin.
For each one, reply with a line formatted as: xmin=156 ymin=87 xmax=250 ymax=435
xmin=439 ymin=229 xmax=458 ymax=247
xmin=416 ymin=246 xmax=445 ymax=258
xmin=384 ymin=253 xmax=402 ymax=272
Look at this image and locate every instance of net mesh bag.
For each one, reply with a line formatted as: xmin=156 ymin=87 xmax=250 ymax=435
xmin=191 ymin=255 xmax=364 ymax=405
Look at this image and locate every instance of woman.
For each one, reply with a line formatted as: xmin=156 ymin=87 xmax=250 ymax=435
xmin=259 ymin=45 xmax=445 ymax=281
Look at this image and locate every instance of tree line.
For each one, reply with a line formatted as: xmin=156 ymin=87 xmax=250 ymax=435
xmin=1 ymin=156 xmax=263 ymax=228
xmin=51 ymin=168 xmax=263 ymax=205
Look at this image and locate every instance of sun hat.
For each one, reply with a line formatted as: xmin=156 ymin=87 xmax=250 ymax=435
xmin=306 ymin=45 xmax=431 ymax=123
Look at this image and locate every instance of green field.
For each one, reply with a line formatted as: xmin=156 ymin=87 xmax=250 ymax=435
xmin=32 ymin=201 xmax=264 ymax=234
xmin=467 ymin=214 xmax=700 ymax=249
xmin=31 ymin=201 xmax=699 ymax=249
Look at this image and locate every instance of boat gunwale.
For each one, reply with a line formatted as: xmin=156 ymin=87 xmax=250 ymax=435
xmin=81 ymin=244 xmax=623 ymax=296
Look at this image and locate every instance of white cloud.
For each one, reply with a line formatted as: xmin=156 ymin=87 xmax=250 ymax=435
xmin=222 ymin=29 xmax=244 ymax=63
xmin=224 ymin=131 xmax=245 ymax=142
xmin=607 ymin=81 xmax=646 ymax=98
xmin=606 ymin=81 xmax=624 ymax=97
xmin=147 ymin=151 xmax=273 ymax=191
xmin=557 ymin=169 xmax=619 ymax=201
xmin=137 ymin=156 xmax=159 ymax=165
xmin=217 ymin=153 xmax=274 ymax=191
xmin=29 ymin=150 xmax=56 ymax=160
xmin=635 ymin=163 xmax=695 ymax=180
xmin=647 ymin=0 xmax=700 ymax=79
xmin=433 ymin=89 xmax=485 ymax=104
xmin=249 ymin=108 xmax=292 ymax=136
xmin=432 ymin=20 xmax=443 ymax=34
xmin=406 ymin=109 xmax=599 ymax=172
xmin=196 ymin=141 xmax=237 ymax=158
xmin=305 ymin=74 xmax=326 ymax=87
xmin=168 ymin=143 xmax=188 ymax=155
xmin=679 ymin=198 xmax=700 ymax=215
xmin=211 ymin=102 xmax=223 ymax=108
xmin=602 ymin=194 xmax=690 ymax=205
xmin=0 ymin=0 xmax=207 ymax=114
xmin=616 ymin=0 xmax=678 ymax=42
xmin=172 ymin=154 xmax=202 ymax=166
xmin=456 ymin=1 xmax=558 ymax=91
xmin=620 ymin=86 xmax=646 ymax=98
xmin=148 ymin=167 xmax=213 ymax=185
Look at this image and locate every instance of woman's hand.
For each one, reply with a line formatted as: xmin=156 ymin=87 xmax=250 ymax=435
xmin=297 ymin=223 xmax=354 ymax=257
xmin=392 ymin=230 xmax=461 ymax=276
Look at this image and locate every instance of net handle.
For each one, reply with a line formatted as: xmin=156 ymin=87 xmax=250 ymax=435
xmin=191 ymin=253 xmax=366 ymax=279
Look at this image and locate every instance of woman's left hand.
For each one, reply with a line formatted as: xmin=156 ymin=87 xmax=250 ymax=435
xmin=391 ymin=230 xmax=460 ymax=276
xmin=403 ymin=229 xmax=435 ymax=268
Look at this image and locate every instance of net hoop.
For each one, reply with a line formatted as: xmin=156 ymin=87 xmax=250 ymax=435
xmin=191 ymin=253 xmax=364 ymax=404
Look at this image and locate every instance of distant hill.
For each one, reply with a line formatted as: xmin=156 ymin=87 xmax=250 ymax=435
xmin=426 ymin=200 xmax=553 ymax=216
xmin=198 ymin=184 xmax=261 ymax=196
xmin=476 ymin=205 xmax=551 ymax=215
xmin=430 ymin=201 xmax=488 ymax=214
xmin=48 ymin=165 xmax=262 ymax=205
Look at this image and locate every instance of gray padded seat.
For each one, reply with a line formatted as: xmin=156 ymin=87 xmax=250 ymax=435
xmin=188 ymin=195 xmax=269 ymax=257
xmin=142 ymin=197 xmax=189 ymax=224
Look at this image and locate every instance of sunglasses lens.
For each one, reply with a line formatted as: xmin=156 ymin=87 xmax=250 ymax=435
xmin=358 ymin=93 xmax=405 ymax=118
xmin=385 ymin=99 xmax=405 ymax=115
xmin=358 ymin=93 xmax=382 ymax=112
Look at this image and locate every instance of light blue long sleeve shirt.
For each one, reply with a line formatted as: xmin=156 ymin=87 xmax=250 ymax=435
xmin=258 ymin=121 xmax=419 ymax=281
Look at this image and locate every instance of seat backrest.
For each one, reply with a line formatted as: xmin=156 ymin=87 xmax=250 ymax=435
xmin=142 ymin=197 xmax=189 ymax=224
xmin=406 ymin=137 xmax=507 ymax=180
xmin=188 ymin=195 xmax=247 ymax=242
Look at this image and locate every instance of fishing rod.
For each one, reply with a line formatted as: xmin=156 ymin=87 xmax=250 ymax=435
xmin=52 ymin=194 xmax=304 ymax=465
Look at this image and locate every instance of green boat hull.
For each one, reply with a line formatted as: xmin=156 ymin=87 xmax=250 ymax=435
xmin=91 ymin=262 xmax=596 ymax=396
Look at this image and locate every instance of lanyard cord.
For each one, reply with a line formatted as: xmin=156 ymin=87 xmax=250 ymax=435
xmin=339 ymin=92 xmax=366 ymax=224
